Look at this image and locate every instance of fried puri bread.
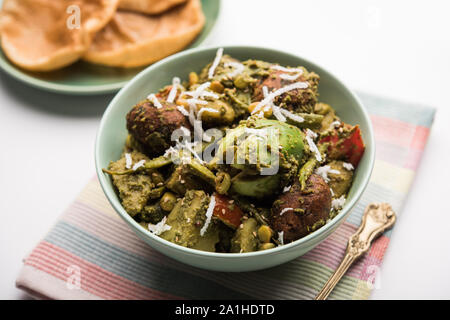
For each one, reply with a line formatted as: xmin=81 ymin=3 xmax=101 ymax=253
xmin=0 ymin=0 xmax=119 ymax=72
xmin=83 ymin=0 xmax=204 ymax=68
xmin=119 ymin=0 xmax=187 ymax=15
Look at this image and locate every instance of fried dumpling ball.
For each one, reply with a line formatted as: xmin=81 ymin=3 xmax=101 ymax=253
xmin=270 ymin=174 xmax=331 ymax=243
xmin=252 ymin=67 xmax=320 ymax=114
xmin=126 ymin=99 xmax=191 ymax=156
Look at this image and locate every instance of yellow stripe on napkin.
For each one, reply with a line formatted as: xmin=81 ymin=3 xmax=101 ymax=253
xmin=370 ymin=160 xmax=415 ymax=194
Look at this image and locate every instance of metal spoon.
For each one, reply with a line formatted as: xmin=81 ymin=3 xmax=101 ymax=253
xmin=315 ymin=202 xmax=396 ymax=300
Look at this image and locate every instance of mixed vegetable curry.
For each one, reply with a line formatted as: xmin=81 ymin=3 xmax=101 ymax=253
xmin=103 ymin=49 xmax=365 ymax=253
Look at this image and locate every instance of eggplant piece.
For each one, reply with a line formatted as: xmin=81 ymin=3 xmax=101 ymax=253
xmin=139 ymin=203 xmax=166 ymax=224
xmin=215 ymin=224 xmax=235 ymax=253
xmin=166 ymin=162 xmax=216 ymax=196
xmin=166 ymin=165 xmax=205 ymax=195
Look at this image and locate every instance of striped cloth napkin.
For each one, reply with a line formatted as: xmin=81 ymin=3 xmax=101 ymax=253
xmin=16 ymin=92 xmax=436 ymax=300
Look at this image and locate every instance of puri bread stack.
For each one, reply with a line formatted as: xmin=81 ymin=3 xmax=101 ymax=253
xmin=119 ymin=0 xmax=187 ymax=15
xmin=0 ymin=0 xmax=204 ymax=72
xmin=83 ymin=0 xmax=204 ymax=68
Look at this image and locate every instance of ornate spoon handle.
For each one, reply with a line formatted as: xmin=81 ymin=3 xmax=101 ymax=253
xmin=315 ymin=203 xmax=396 ymax=300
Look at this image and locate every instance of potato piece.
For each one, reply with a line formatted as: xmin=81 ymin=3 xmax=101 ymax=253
xmin=327 ymin=160 xmax=353 ymax=198
xmin=230 ymin=218 xmax=260 ymax=253
xmin=108 ymin=151 xmax=153 ymax=216
xmin=160 ymin=190 xmax=219 ymax=252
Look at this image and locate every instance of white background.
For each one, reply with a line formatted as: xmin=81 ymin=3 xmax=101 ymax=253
xmin=0 ymin=0 xmax=449 ymax=299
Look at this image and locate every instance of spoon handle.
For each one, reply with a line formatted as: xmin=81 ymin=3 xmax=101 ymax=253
xmin=315 ymin=203 xmax=396 ymax=300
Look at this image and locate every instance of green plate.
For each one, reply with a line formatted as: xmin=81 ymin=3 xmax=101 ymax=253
xmin=0 ymin=0 xmax=220 ymax=95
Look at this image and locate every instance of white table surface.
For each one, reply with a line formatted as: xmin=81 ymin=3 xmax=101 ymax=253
xmin=1 ymin=0 xmax=449 ymax=300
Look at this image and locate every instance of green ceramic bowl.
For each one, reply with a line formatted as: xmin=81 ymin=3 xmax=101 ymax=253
xmin=95 ymin=46 xmax=375 ymax=272
xmin=0 ymin=0 xmax=220 ymax=95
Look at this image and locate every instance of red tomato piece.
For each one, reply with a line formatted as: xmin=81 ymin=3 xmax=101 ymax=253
xmin=319 ymin=125 xmax=365 ymax=167
xmin=213 ymin=193 xmax=243 ymax=229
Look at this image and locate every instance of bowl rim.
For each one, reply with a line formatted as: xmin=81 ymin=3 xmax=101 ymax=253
xmin=95 ymin=45 xmax=375 ymax=259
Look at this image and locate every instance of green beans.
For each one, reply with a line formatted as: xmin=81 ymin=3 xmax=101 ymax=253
xmin=215 ymin=171 xmax=231 ymax=194
xmin=185 ymin=161 xmax=216 ymax=186
xmin=298 ymin=156 xmax=317 ymax=190
xmin=102 ymin=155 xmax=172 ymax=175
xmin=160 ymin=192 xmax=177 ymax=212
xmin=298 ymin=143 xmax=328 ymax=190
xmin=139 ymin=203 xmax=165 ymax=224
xmin=288 ymin=113 xmax=324 ymax=129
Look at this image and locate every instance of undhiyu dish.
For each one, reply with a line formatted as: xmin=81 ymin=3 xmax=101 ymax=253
xmin=102 ymin=48 xmax=366 ymax=254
